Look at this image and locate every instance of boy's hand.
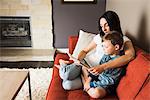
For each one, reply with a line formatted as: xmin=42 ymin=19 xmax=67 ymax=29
xmin=88 ymin=65 xmax=104 ymax=75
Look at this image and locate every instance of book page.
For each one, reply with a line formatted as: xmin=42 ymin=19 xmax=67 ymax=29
xmin=67 ymin=52 xmax=91 ymax=68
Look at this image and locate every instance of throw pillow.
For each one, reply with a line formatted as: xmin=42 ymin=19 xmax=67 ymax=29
xmin=72 ymin=30 xmax=96 ymax=59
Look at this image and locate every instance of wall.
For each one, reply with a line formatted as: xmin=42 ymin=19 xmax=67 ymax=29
xmin=0 ymin=0 xmax=53 ymax=49
xmin=106 ymin=0 xmax=150 ymax=52
xmin=52 ymin=0 xmax=106 ymax=48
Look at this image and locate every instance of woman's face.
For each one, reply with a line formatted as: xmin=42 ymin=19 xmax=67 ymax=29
xmin=100 ymin=18 xmax=110 ymax=34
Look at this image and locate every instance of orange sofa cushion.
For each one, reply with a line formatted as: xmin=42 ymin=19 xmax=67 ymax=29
xmin=135 ymin=77 xmax=150 ymax=100
xmin=117 ymin=53 xmax=150 ymax=100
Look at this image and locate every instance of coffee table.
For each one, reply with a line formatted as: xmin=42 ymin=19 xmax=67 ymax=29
xmin=0 ymin=70 xmax=32 ymax=100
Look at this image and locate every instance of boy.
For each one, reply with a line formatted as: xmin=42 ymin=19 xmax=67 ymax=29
xmin=83 ymin=31 xmax=124 ymax=97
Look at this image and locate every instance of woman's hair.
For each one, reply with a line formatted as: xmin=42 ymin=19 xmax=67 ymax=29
xmin=103 ymin=31 xmax=123 ymax=49
xmin=98 ymin=11 xmax=123 ymax=37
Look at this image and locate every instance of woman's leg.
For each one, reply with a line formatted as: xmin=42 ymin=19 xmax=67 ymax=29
xmin=62 ymin=77 xmax=83 ymax=90
xmin=59 ymin=63 xmax=81 ymax=80
xmin=58 ymin=59 xmax=74 ymax=80
xmin=87 ymin=87 xmax=107 ymax=99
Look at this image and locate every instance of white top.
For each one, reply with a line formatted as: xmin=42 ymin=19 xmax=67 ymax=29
xmin=84 ymin=34 xmax=131 ymax=67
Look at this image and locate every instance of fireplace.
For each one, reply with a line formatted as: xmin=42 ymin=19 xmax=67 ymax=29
xmin=0 ymin=16 xmax=31 ymax=47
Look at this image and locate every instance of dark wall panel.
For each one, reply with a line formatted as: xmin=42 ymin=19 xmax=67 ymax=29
xmin=52 ymin=0 xmax=106 ymax=48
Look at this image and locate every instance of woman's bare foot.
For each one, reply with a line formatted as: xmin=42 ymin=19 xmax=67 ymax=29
xmin=59 ymin=59 xmax=70 ymax=64
xmin=54 ymin=64 xmax=61 ymax=69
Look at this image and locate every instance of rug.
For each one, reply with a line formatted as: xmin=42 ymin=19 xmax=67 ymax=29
xmin=1 ymin=68 xmax=53 ymax=100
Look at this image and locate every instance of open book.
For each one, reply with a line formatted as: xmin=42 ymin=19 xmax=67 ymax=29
xmin=67 ymin=52 xmax=91 ymax=68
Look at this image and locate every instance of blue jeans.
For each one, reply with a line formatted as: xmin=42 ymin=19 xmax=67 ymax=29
xmin=59 ymin=63 xmax=83 ymax=90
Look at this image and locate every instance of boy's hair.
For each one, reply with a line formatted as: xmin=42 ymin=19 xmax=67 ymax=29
xmin=103 ymin=31 xmax=124 ymax=49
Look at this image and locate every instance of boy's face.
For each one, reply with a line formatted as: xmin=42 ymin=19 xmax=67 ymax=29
xmin=102 ymin=40 xmax=117 ymax=55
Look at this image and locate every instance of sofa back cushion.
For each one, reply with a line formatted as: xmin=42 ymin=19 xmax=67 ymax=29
xmin=68 ymin=36 xmax=78 ymax=54
xmin=117 ymin=53 xmax=150 ymax=100
xmin=72 ymin=30 xmax=96 ymax=58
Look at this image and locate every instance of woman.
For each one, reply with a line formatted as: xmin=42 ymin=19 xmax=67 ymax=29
xmin=78 ymin=11 xmax=135 ymax=98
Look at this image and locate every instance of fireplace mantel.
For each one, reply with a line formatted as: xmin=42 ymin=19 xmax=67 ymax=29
xmin=0 ymin=49 xmax=56 ymax=61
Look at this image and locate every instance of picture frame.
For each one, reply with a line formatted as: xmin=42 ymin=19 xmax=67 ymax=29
xmin=62 ymin=0 xmax=97 ymax=4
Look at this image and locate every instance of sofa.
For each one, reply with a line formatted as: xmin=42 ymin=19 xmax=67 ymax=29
xmin=46 ymin=36 xmax=150 ymax=100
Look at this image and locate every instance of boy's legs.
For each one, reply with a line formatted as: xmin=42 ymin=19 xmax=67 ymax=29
xmin=87 ymin=87 xmax=107 ymax=99
xmin=82 ymin=66 xmax=107 ymax=98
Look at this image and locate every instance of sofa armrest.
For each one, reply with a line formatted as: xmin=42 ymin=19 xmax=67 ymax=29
xmin=117 ymin=53 xmax=150 ymax=99
xmin=68 ymin=36 xmax=78 ymax=54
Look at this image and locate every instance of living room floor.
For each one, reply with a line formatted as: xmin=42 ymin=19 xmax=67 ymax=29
xmin=0 ymin=48 xmax=55 ymax=99
xmin=0 ymin=64 xmax=53 ymax=100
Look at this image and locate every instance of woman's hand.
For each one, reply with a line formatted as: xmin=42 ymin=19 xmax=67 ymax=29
xmin=78 ymin=41 xmax=97 ymax=61
xmin=88 ymin=65 xmax=105 ymax=75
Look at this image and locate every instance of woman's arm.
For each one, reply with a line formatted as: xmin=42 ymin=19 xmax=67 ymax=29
xmin=77 ymin=40 xmax=97 ymax=61
xmin=89 ymin=41 xmax=135 ymax=75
